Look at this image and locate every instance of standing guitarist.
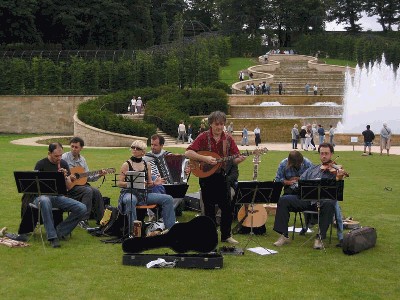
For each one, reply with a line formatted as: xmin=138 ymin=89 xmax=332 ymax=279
xmin=185 ymin=111 xmax=246 ymax=244
xmin=62 ymin=137 xmax=106 ymax=227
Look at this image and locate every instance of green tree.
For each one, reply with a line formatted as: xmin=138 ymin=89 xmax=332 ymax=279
xmin=326 ymin=0 xmax=365 ymax=32
xmin=364 ymin=0 xmax=400 ymax=32
xmin=0 ymin=0 xmax=41 ymax=44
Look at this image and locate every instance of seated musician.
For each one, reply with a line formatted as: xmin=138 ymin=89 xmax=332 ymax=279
xmin=117 ymin=140 xmax=176 ymax=233
xmin=143 ymin=134 xmax=189 ymax=187
xmin=273 ymin=143 xmax=347 ymax=249
xmin=62 ymin=137 xmax=106 ymax=227
xmin=275 ymin=151 xmax=313 ymax=196
xmin=32 ymin=143 xmax=86 ymax=248
xmin=185 ymin=111 xmax=246 ymax=244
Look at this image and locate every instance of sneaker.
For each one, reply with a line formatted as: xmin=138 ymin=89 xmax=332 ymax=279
xmin=50 ymin=238 xmax=61 ymax=248
xmin=222 ymin=237 xmax=239 ymax=244
xmin=313 ymin=238 xmax=323 ymax=250
xmin=273 ymin=235 xmax=290 ymax=247
xmin=78 ymin=220 xmax=89 ymax=229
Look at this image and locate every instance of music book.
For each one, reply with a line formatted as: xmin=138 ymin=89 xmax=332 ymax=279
xmin=125 ymin=171 xmax=146 ymax=190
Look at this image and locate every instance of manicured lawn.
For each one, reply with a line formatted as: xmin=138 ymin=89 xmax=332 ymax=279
xmin=323 ymin=58 xmax=358 ymax=68
xmin=1 ymin=134 xmax=399 ymax=299
xmin=219 ymin=58 xmax=258 ymax=86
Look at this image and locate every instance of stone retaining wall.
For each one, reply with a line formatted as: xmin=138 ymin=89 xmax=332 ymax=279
xmin=73 ymin=113 xmax=147 ymax=147
xmin=0 ymin=95 xmax=95 ymax=134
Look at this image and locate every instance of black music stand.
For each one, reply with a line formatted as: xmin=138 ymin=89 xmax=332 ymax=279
xmin=14 ymin=171 xmax=67 ymax=246
xmin=298 ymin=179 xmax=344 ymax=251
xmin=125 ymin=171 xmax=146 ymax=238
xmin=234 ymin=181 xmax=283 ymax=252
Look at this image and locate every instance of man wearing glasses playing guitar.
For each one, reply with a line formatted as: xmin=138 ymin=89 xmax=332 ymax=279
xmin=185 ymin=111 xmax=246 ymax=244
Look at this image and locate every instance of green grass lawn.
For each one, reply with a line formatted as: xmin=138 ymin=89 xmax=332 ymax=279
xmin=1 ymin=134 xmax=399 ymax=299
xmin=219 ymin=58 xmax=258 ymax=86
xmin=323 ymin=58 xmax=358 ymax=68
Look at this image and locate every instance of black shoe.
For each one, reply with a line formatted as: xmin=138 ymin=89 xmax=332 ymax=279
xmin=78 ymin=220 xmax=89 ymax=229
xmin=50 ymin=238 xmax=61 ymax=248
xmin=336 ymin=239 xmax=343 ymax=248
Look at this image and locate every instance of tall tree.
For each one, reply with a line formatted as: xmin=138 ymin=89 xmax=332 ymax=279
xmin=0 ymin=0 xmax=41 ymax=44
xmin=364 ymin=0 xmax=400 ymax=32
xmin=326 ymin=0 xmax=365 ymax=32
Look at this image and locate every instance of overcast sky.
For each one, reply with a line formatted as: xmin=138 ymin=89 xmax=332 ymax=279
xmin=326 ymin=13 xmax=399 ymax=31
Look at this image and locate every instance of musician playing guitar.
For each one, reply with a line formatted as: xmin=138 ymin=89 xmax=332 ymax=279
xmin=62 ymin=137 xmax=107 ymax=227
xmin=185 ymin=111 xmax=246 ymax=244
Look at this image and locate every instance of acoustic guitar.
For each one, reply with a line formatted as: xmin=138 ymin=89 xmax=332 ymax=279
xmin=189 ymin=148 xmax=268 ymax=178
xmin=70 ymin=166 xmax=115 ymax=188
xmin=122 ymin=216 xmax=218 ymax=254
xmin=233 ymin=152 xmax=268 ymax=233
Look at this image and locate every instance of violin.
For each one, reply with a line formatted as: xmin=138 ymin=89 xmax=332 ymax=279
xmin=320 ymin=159 xmax=349 ymax=178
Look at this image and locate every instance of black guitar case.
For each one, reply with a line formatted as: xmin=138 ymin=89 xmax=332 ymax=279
xmin=122 ymin=216 xmax=218 ymax=254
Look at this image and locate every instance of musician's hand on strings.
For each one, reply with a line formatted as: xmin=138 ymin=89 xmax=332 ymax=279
xmin=204 ymin=155 xmax=218 ymax=165
xmin=284 ymin=176 xmax=299 ymax=186
xmin=234 ymin=155 xmax=246 ymax=164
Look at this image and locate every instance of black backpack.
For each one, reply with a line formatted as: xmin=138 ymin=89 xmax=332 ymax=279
xmin=90 ymin=206 xmax=128 ymax=239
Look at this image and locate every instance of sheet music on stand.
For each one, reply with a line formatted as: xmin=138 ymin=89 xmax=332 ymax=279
xmin=14 ymin=171 xmax=67 ymax=195
xmin=298 ymin=179 xmax=344 ymax=201
xmin=234 ymin=181 xmax=283 ymax=205
xmin=125 ymin=171 xmax=146 ymax=190
xmin=233 ymin=181 xmax=283 ymax=254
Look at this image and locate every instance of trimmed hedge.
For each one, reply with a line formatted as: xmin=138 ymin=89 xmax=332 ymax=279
xmin=295 ymin=32 xmax=400 ymax=67
xmin=77 ymin=85 xmax=228 ymax=142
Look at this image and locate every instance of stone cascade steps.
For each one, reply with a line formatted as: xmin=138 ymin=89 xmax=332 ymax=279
xmin=243 ymin=58 xmax=346 ymax=95
xmin=156 ymin=129 xmax=177 ymax=146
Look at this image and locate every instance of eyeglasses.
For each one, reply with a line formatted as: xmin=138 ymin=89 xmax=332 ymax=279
xmin=130 ymin=146 xmax=143 ymax=151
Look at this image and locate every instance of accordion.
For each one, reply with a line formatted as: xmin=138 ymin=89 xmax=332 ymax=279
xmin=149 ymin=154 xmax=188 ymax=184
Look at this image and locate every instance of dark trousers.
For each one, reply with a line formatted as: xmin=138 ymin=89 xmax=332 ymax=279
xmin=273 ymin=194 xmax=336 ymax=239
xmin=68 ymin=184 xmax=104 ymax=222
xmin=200 ymin=172 xmax=233 ymax=241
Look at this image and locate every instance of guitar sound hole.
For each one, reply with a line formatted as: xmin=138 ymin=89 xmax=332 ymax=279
xmin=202 ymin=164 xmax=213 ymax=172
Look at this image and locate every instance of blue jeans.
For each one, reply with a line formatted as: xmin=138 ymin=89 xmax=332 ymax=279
xmin=33 ymin=195 xmax=86 ymax=240
xmin=292 ymin=139 xmax=297 ymax=149
xmin=118 ymin=189 xmax=175 ymax=230
xmin=319 ymin=135 xmax=324 ymax=145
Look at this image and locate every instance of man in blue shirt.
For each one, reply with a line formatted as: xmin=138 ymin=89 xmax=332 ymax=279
xmin=275 ymin=151 xmax=314 ymax=196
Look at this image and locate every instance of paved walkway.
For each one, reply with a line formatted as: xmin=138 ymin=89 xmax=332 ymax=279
xmin=10 ymin=136 xmax=400 ymax=155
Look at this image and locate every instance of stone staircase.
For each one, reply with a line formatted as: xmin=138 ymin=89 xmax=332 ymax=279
xmin=156 ymin=129 xmax=176 ymax=146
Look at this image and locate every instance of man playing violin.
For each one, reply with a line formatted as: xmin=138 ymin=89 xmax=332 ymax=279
xmin=273 ymin=143 xmax=347 ymax=249
xmin=185 ymin=111 xmax=246 ymax=244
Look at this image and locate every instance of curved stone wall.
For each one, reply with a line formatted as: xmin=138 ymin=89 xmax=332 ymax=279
xmin=73 ymin=113 xmax=147 ymax=147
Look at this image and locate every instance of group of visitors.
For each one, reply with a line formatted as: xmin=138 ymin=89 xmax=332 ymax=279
xmin=362 ymin=123 xmax=392 ymax=156
xmin=128 ymin=96 xmax=143 ymax=115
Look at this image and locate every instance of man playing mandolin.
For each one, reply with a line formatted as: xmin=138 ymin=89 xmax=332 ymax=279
xmin=62 ymin=137 xmax=107 ymax=228
xmin=185 ymin=111 xmax=246 ymax=244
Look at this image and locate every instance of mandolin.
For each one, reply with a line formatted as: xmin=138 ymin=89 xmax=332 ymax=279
xmin=70 ymin=166 xmax=115 ymax=188
xmin=189 ymin=148 xmax=268 ymax=178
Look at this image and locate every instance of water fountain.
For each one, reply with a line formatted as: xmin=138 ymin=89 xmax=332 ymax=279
xmin=338 ymin=55 xmax=400 ymax=133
